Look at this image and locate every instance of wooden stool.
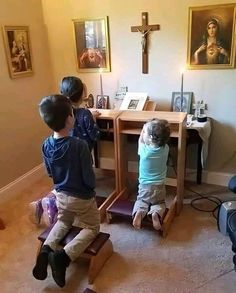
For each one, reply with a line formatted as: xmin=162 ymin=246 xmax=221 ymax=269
xmin=106 ymin=198 xmax=168 ymax=226
xmin=83 ymin=288 xmax=96 ymax=293
xmin=37 ymin=226 xmax=113 ymax=284
xmin=106 ymin=197 xmax=175 ymax=237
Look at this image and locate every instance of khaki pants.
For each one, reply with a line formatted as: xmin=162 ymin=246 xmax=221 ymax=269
xmin=132 ymin=184 xmax=166 ymax=219
xmin=44 ymin=191 xmax=100 ymax=261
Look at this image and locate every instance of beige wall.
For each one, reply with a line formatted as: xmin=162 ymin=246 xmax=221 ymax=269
xmin=0 ymin=0 xmax=53 ymax=188
xmin=42 ymin=0 xmax=236 ymax=176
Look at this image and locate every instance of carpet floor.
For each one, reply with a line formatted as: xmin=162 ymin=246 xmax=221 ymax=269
xmin=0 ymin=176 xmax=236 ymax=293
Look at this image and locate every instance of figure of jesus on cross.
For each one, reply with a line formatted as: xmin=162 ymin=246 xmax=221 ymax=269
xmin=131 ymin=12 xmax=160 ymax=74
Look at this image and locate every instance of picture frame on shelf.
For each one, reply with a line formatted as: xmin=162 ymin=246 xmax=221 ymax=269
xmin=96 ymin=95 xmax=109 ymax=109
xmin=2 ymin=25 xmax=33 ymax=78
xmin=119 ymin=92 xmax=148 ymax=111
xmin=187 ymin=3 xmax=236 ymax=69
xmin=171 ymin=92 xmax=193 ymax=114
xmin=73 ymin=16 xmax=111 ymax=73
xmin=86 ymin=94 xmax=95 ymax=108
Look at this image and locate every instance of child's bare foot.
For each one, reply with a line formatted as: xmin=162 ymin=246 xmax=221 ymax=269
xmin=152 ymin=212 xmax=161 ymax=231
xmin=133 ymin=211 xmax=143 ymax=229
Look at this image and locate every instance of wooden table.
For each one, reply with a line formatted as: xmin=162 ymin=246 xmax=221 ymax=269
xmin=105 ymin=110 xmax=187 ymax=236
xmin=187 ymin=119 xmax=211 ymax=184
xmin=93 ymin=109 xmax=121 ymax=220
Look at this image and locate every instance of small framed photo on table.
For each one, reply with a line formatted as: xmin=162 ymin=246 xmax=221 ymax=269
xmin=171 ymin=92 xmax=193 ymax=113
xmin=119 ymin=92 xmax=148 ymax=111
xmin=96 ymin=95 xmax=109 ymax=109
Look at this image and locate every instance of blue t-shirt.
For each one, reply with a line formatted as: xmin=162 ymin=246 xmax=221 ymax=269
xmin=138 ymin=142 xmax=169 ymax=185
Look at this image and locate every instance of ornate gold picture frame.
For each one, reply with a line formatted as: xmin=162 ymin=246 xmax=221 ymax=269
xmin=2 ymin=25 xmax=33 ymax=78
xmin=187 ymin=4 xmax=236 ymax=69
xmin=73 ymin=16 xmax=111 ymax=73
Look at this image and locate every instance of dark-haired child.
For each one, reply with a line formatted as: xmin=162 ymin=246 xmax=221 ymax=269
xmin=29 ymin=76 xmax=100 ymax=226
xmin=32 ymin=95 xmax=100 ymax=287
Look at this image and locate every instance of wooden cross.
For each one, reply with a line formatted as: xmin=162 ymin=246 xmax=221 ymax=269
xmin=131 ymin=12 xmax=160 ymax=74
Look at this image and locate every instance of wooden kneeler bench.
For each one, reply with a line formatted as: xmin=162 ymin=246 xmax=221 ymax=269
xmin=37 ymin=226 xmax=113 ymax=284
xmin=106 ymin=195 xmax=177 ymax=237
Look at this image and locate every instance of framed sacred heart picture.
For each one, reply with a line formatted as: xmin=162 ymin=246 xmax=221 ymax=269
xmin=187 ymin=3 xmax=236 ymax=69
xmin=73 ymin=16 xmax=111 ymax=73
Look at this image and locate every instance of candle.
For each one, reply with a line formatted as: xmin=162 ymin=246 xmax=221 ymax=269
xmin=180 ymin=67 xmax=185 ymax=111
xmin=99 ymin=68 xmax=103 ymax=99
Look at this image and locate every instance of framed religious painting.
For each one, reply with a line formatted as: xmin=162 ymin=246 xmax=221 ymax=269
xmin=171 ymin=92 xmax=193 ymax=114
xmin=96 ymin=95 xmax=109 ymax=109
xmin=2 ymin=25 xmax=33 ymax=78
xmin=73 ymin=16 xmax=111 ymax=73
xmin=187 ymin=4 xmax=236 ymax=69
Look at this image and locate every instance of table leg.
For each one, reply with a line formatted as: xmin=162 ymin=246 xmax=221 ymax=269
xmin=197 ymin=141 xmax=202 ymax=184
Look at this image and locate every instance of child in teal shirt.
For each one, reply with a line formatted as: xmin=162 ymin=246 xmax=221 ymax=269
xmin=132 ymin=119 xmax=170 ymax=230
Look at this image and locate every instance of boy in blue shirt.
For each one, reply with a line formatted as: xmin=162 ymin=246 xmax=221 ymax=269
xmin=32 ymin=95 xmax=100 ymax=287
xmin=132 ymin=119 xmax=170 ymax=231
xmin=29 ymin=76 xmax=100 ymax=226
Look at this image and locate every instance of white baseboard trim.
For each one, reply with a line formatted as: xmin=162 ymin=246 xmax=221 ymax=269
xmin=99 ymin=157 xmax=115 ymax=170
xmin=129 ymin=162 xmax=233 ymax=187
xmin=185 ymin=168 xmax=234 ymax=186
xmin=0 ymin=162 xmax=233 ymax=206
xmin=0 ymin=163 xmax=45 ymax=204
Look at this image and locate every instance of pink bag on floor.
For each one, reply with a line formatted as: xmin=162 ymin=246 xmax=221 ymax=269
xmin=41 ymin=193 xmax=58 ymax=226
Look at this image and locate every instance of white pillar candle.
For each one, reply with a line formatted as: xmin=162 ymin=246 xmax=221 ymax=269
xmin=99 ymin=68 xmax=103 ymax=98
xmin=180 ymin=67 xmax=185 ymax=111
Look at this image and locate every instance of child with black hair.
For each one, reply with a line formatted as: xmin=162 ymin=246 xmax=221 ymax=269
xmin=132 ymin=119 xmax=170 ymax=231
xmin=60 ymin=76 xmax=100 ymax=151
xmin=32 ymin=95 xmax=100 ymax=287
xmin=29 ymin=76 xmax=101 ymax=226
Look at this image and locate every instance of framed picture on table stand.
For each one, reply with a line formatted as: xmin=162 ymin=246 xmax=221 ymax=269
xmin=119 ymin=92 xmax=148 ymax=111
xmin=171 ymin=92 xmax=193 ymax=113
xmin=96 ymin=95 xmax=109 ymax=109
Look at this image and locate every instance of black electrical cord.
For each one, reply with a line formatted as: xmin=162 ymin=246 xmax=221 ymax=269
xmin=186 ymin=187 xmax=223 ymax=219
xmin=167 ymin=151 xmax=224 ymax=219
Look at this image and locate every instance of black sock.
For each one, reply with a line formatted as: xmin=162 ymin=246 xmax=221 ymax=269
xmin=48 ymin=249 xmax=71 ymax=288
xmin=32 ymin=245 xmax=53 ymax=280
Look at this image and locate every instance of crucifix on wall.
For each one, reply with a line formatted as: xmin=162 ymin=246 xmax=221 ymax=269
xmin=131 ymin=12 xmax=160 ymax=74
